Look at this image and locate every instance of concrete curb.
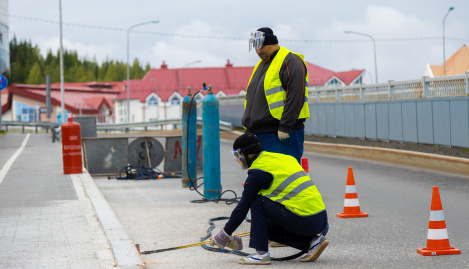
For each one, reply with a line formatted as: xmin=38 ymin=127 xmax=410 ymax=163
xmin=221 ymin=131 xmax=469 ymax=176
xmin=71 ymin=172 xmax=146 ymax=269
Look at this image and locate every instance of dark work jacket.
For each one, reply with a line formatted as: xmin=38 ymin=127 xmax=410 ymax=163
xmin=223 ymin=163 xmax=272 ymax=235
xmin=242 ymin=49 xmax=307 ymax=134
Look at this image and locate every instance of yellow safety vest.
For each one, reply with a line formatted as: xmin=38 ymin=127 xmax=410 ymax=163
xmin=251 ymin=151 xmax=325 ymax=216
xmin=246 ymin=47 xmax=310 ymax=120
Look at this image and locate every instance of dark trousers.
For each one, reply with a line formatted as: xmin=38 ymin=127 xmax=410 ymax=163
xmin=256 ymin=129 xmax=305 ymax=164
xmin=249 ymin=195 xmax=328 ymax=252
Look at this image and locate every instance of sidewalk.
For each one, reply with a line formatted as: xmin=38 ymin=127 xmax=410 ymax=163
xmin=0 ymin=133 xmax=142 ymax=268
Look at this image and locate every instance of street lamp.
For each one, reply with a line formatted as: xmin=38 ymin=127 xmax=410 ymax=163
xmin=178 ymin=60 xmax=202 ymax=94
xmin=126 ymin=20 xmax=158 ymax=123
xmin=443 ymin=6 xmax=455 ymax=76
xmin=59 ymin=0 xmax=65 ymax=123
xmin=345 ymin=30 xmax=378 ymax=84
xmin=181 ymin=60 xmax=202 ymax=68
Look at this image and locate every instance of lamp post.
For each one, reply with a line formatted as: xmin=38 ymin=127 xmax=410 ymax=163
xmin=345 ymin=31 xmax=378 ymax=84
xmin=59 ymin=0 xmax=65 ymax=123
xmin=126 ymin=21 xmax=158 ymax=123
xmin=178 ymin=60 xmax=202 ymax=94
xmin=181 ymin=60 xmax=202 ymax=68
xmin=443 ymin=6 xmax=454 ymax=76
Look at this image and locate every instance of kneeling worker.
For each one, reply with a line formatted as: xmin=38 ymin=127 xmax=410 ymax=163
xmin=210 ymin=133 xmax=329 ymax=265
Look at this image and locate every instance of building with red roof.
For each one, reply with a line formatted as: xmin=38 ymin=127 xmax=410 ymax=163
xmin=1 ymin=82 xmax=122 ymax=123
xmin=113 ymin=60 xmax=364 ymax=123
xmin=1 ymin=59 xmax=363 ymax=124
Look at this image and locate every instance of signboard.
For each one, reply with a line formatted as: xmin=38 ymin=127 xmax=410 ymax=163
xmin=128 ymin=137 xmax=165 ymax=168
xmin=164 ymin=136 xmax=203 ymax=173
xmin=0 ymin=75 xmax=7 ymax=91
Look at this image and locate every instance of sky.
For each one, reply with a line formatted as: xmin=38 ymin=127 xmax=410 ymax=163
xmin=4 ymin=0 xmax=469 ymax=84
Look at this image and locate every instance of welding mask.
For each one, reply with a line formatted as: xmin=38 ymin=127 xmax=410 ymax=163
xmin=249 ymin=31 xmax=265 ymax=52
xmin=232 ymin=149 xmax=249 ymax=170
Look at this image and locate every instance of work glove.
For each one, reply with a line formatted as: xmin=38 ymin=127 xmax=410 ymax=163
xmin=209 ymin=229 xmax=243 ymax=250
xmin=278 ymin=130 xmax=290 ymax=141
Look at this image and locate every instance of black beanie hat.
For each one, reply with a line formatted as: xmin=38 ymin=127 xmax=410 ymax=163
xmin=233 ymin=133 xmax=263 ymax=155
xmin=257 ymin=27 xmax=278 ymax=46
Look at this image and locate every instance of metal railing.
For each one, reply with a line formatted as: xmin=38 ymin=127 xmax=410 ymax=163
xmin=218 ymin=73 xmax=469 ymax=104
xmin=312 ymin=73 xmax=469 ymax=102
xmin=97 ymin=117 xmax=233 ymax=132
xmin=2 ymin=121 xmax=59 ymax=134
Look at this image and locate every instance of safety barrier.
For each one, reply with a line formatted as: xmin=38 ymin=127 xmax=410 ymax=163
xmin=217 ymin=74 xmax=469 ymax=148
xmin=96 ymin=117 xmax=233 ymax=132
xmin=2 ymin=121 xmax=59 ymax=134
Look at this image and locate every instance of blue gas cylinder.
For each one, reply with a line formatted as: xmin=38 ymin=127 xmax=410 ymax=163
xmin=182 ymin=88 xmax=197 ymax=188
xmin=202 ymin=85 xmax=221 ymax=200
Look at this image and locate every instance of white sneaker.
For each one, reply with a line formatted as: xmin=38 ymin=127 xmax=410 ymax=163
xmin=268 ymin=240 xmax=287 ymax=247
xmin=238 ymin=252 xmax=271 ymax=265
xmin=299 ymin=235 xmax=329 ymax=262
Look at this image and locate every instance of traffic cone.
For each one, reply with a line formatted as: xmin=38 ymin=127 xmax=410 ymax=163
xmin=301 ymin=157 xmax=309 ymax=173
xmin=336 ymin=167 xmax=368 ymax=218
xmin=417 ymin=186 xmax=460 ymax=256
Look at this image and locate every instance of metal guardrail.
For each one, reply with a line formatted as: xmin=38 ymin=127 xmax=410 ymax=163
xmin=96 ymin=117 xmax=233 ymax=132
xmin=218 ymin=73 xmax=469 ymax=104
xmin=2 ymin=117 xmax=233 ymax=137
xmin=2 ymin=121 xmax=59 ymax=134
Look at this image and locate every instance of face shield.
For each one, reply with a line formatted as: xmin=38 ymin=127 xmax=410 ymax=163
xmin=249 ymin=31 xmax=265 ymax=52
xmin=232 ymin=149 xmax=248 ymax=170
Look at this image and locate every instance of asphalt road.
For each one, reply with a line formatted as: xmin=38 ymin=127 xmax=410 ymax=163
xmin=95 ymin=138 xmax=469 ymax=269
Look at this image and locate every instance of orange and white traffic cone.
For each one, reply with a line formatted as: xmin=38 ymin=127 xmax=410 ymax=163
xmin=417 ymin=186 xmax=460 ymax=256
xmin=336 ymin=167 xmax=368 ymax=218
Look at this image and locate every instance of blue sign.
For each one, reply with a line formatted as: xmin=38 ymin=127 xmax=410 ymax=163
xmin=0 ymin=75 xmax=7 ymax=91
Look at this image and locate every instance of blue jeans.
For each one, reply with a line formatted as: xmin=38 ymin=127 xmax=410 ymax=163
xmin=249 ymin=195 xmax=328 ymax=252
xmin=256 ymin=129 xmax=304 ymax=163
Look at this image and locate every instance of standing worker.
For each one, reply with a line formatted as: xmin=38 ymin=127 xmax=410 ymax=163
xmin=243 ymin=27 xmax=309 ymax=163
xmin=210 ymin=133 xmax=329 ymax=265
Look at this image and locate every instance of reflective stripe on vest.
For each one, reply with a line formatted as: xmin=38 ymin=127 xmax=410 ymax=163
xmin=252 ymin=152 xmax=325 ymax=216
xmin=245 ymin=47 xmax=310 ymax=120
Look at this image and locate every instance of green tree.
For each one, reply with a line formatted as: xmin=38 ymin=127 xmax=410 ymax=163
xmin=8 ymin=36 xmax=151 ymax=84
xmin=104 ymin=61 xmax=118 ymax=81
xmin=98 ymin=59 xmax=110 ymax=81
xmin=26 ymin=62 xmax=44 ymax=84
xmin=44 ymin=60 xmax=60 ymax=83
xmin=144 ymin=63 xmax=151 ymax=75
xmin=130 ymin=59 xmax=143 ymax=79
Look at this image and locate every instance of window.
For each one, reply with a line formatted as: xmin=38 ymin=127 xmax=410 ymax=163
xmin=194 ymin=94 xmax=203 ymax=102
xmin=327 ymin=79 xmax=341 ymax=87
xmin=117 ymin=101 xmax=127 ymax=123
xmin=147 ymin=95 xmax=158 ymax=106
xmin=14 ymin=102 xmax=35 ymax=122
xmin=170 ymin=96 xmax=181 ymax=105
xmin=353 ymin=77 xmax=363 ymax=85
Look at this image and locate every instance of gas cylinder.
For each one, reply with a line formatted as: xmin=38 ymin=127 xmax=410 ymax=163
xmin=202 ymin=85 xmax=221 ymax=200
xmin=182 ymin=87 xmax=197 ymax=188
xmin=61 ymin=115 xmax=83 ymax=174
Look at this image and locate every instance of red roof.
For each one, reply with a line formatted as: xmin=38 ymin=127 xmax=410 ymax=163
xmin=6 ymin=82 xmax=123 ymax=114
xmin=118 ymin=60 xmax=364 ymax=102
xmin=306 ymin=62 xmax=364 ymax=85
xmin=118 ymin=60 xmax=254 ymax=102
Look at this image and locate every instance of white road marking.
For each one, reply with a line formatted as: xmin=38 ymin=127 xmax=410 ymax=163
xmin=0 ymin=134 xmax=31 ymax=184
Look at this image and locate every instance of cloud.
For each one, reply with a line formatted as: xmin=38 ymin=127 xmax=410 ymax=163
xmin=308 ymin=5 xmax=447 ymax=82
xmin=139 ymin=19 xmax=249 ymax=68
xmin=36 ymin=36 xmax=120 ymax=63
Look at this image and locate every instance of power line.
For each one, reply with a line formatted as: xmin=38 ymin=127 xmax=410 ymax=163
xmin=3 ymin=12 xmax=469 ymax=43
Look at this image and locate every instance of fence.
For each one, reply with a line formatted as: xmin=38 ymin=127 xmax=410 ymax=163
xmin=217 ymin=73 xmax=469 ymax=148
